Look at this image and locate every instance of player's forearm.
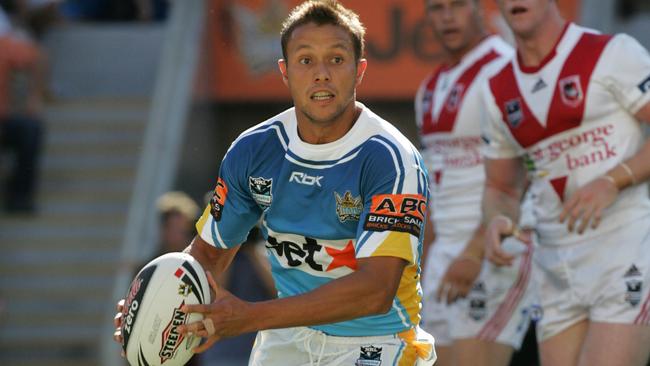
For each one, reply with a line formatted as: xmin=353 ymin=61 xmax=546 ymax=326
xmin=460 ymin=224 xmax=487 ymax=261
xmin=481 ymin=184 xmax=522 ymax=225
xmin=250 ymin=257 xmax=406 ymax=331
xmin=186 ymin=236 xmax=239 ymax=280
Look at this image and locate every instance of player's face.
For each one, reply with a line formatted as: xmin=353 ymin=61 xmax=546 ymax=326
xmin=279 ymin=22 xmax=367 ymax=126
xmin=495 ymin=0 xmax=556 ymax=38
xmin=426 ymin=0 xmax=483 ymax=56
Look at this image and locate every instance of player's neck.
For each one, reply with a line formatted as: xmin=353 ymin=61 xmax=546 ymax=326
xmin=515 ymin=16 xmax=567 ymax=69
xmin=446 ymin=33 xmax=488 ymax=66
xmin=296 ymin=102 xmax=362 ymax=144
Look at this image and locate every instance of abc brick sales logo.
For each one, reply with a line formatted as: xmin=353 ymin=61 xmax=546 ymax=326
xmin=159 ymin=302 xmax=189 ymax=363
xmin=210 ymin=178 xmax=228 ymax=221
xmin=363 ymin=194 xmax=426 ymax=237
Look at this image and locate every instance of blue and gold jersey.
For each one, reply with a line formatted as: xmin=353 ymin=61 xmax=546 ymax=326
xmin=196 ymin=103 xmax=430 ymax=336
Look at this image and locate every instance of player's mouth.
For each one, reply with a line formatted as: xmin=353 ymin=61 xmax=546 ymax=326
xmin=510 ymin=6 xmax=527 ymax=15
xmin=441 ymin=28 xmax=460 ymax=36
xmin=311 ymin=91 xmax=335 ymax=101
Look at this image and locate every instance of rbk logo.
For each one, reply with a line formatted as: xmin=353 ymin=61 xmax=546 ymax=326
xmin=290 ymin=171 xmax=323 ymax=187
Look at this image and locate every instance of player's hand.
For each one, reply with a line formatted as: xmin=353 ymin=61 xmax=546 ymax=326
xmin=435 ymin=254 xmax=481 ymax=304
xmin=559 ymin=176 xmax=618 ymax=234
xmin=485 ymin=215 xmax=519 ymax=266
xmin=112 ymin=299 xmax=126 ymax=357
xmin=178 ymin=272 xmax=255 ymax=353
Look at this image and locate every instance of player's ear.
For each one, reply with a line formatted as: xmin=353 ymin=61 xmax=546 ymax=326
xmin=355 ymin=58 xmax=367 ymax=86
xmin=278 ymin=59 xmax=289 ymax=87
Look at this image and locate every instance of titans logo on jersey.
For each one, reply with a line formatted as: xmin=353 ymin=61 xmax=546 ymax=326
xmin=196 ymin=104 xmax=429 ymax=337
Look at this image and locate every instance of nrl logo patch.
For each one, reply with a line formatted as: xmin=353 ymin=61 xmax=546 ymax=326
xmin=334 ymin=191 xmax=363 ymax=222
xmin=505 ymin=98 xmax=523 ymax=128
xmin=445 ymin=83 xmax=464 ymax=112
xmin=249 ymin=176 xmax=273 ymax=208
xmin=559 ymin=75 xmax=583 ymax=107
xmin=356 ymin=345 xmax=382 ymax=366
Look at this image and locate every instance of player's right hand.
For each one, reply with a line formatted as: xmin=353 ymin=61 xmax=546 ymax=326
xmin=113 ymin=299 xmax=126 ymax=357
xmin=485 ymin=215 xmax=518 ymax=266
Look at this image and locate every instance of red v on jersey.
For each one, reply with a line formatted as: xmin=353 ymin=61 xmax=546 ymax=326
xmin=421 ymin=50 xmax=500 ymax=135
xmin=489 ymin=33 xmax=613 ymax=148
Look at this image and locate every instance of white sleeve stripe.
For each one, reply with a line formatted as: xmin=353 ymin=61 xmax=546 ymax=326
xmin=370 ymin=137 xmax=402 ymax=194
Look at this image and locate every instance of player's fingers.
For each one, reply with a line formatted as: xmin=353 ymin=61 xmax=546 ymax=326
xmin=113 ymin=311 xmax=123 ymax=328
xmin=567 ymin=203 xmax=586 ymax=232
xmin=181 ymin=304 xmax=210 ymax=314
xmin=193 ymin=336 xmax=220 ymax=354
xmin=591 ymin=207 xmax=604 ymax=229
xmin=435 ymin=282 xmax=447 ymax=303
xmin=178 ymin=320 xmax=205 ymax=335
xmin=116 ymin=299 xmax=125 ymax=312
xmin=113 ymin=329 xmax=123 ymax=344
xmin=202 ymin=318 xmax=216 ymax=337
xmin=559 ymin=195 xmax=579 ymax=223
xmin=577 ymin=205 xmax=596 ymax=234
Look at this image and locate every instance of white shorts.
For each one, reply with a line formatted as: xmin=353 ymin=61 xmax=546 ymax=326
xmin=248 ymin=326 xmax=436 ymax=366
xmin=534 ymin=215 xmax=650 ymax=341
xmin=421 ymin=236 xmax=537 ymax=349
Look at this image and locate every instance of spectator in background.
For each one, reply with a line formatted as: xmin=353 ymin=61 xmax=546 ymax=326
xmin=0 ymin=1 xmax=46 ymax=213
xmin=155 ymin=191 xmax=200 ymax=253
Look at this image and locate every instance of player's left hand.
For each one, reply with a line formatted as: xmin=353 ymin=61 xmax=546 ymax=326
xmin=177 ymin=271 xmax=255 ymax=353
xmin=559 ymin=176 xmax=618 ymax=234
xmin=435 ymin=254 xmax=481 ymax=304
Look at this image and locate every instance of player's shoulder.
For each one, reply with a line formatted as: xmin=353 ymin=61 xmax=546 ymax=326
xmin=358 ymin=106 xmax=422 ymax=163
xmin=225 ymin=108 xmax=293 ymax=159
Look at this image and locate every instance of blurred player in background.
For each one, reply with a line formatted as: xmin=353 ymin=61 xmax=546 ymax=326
xmin=481 ymin=0 xmax=650 ymax=365
xmin=415 ymin=1 xmax=535 ymax=365
xmin=114 ymin=1 xmax=437 ymax=365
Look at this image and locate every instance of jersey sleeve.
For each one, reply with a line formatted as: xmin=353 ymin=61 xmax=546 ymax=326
xmin=195 ymin=142 xmax=263 ymax=249
xmin=355 ymin=143 xmax=429 ymax=265
xmin=479 ymin=79 xmax=527 ymax=159
xmin=599 ymin=34 xmax=650 ymax=114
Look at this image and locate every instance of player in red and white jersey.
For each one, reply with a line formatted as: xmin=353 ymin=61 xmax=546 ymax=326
xmin=481 ymin=1 xmax=650 ymax=365
xmin=415 ymin=1 xmax=536 ymax=366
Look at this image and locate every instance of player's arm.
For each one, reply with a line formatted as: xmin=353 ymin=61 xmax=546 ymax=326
xmin=560 ymin=35 xmax=650 ymax=233
xmin=482 ymin=157 xmax=527 ymax=266
xmin=185 ymin=235 xmax=240 ymax=283
xmin=178 ymin=256 xmax=407 ymax=353
xmin=435 ymin=223 xmax=484 ymax=303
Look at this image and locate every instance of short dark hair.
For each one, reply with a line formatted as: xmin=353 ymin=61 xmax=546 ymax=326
xmin=280 ymin=0 xmax=366 ymax=63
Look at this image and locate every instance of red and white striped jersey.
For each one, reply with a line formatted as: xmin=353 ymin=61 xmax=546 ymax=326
xmin=481 ymin=23 xmax=650 ymax=246
xmin=415 ymin=35 xmax=513 ymax=242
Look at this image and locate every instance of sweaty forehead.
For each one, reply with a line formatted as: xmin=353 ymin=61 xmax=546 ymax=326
xmin=286 ymin=23 xmax=354 ymax=54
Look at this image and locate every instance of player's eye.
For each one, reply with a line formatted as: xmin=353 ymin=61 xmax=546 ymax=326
xmin=299 ymin=57 xmax=311 ymax=65
xmin=331 ymin=56 xmax=343 ymax=64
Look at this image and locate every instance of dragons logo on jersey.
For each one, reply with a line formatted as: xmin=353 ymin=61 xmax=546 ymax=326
xmin=624 ymin=264 xmax=643 ymax=306
xmin=559 ymin=75 xmax=583 ymax=107
xmin=249 ymin=176 xmax=273 ymax=208
xmin=334 ymin=191 xmax=363 ymax=222
xmin=364 ymin=194 xmax=426 ymax=237
xmin=210 ymin=178 xmax=228 ymax=221
xmin=504 ymin=98 xmax=523 ymax=128
xmin=356 ymin=345 xmax=382 ymax=366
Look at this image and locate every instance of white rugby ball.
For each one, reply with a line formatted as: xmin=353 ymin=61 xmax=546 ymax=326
xmin=121 ymin=252 xmax=211 ymax=366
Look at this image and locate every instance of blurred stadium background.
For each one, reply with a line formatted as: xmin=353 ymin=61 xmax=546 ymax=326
xmin=0 ymin=0 xmax=648 ymax=365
